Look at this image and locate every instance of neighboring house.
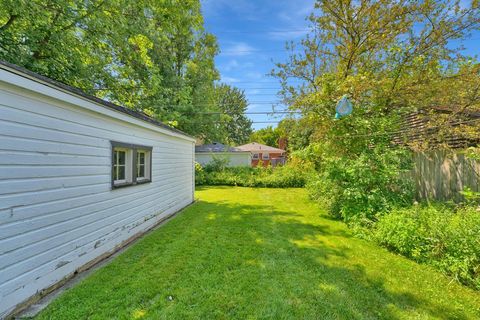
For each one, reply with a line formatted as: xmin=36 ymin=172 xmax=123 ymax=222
xmin=0 ymin=61 xmax=195 ymax=318
xmin=195 ymin=142 xmax=251 ymax=167
xmin=237 ymin=142 xmax=286 ymax=167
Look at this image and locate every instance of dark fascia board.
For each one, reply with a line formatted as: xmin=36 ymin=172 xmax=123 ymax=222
xmin=0 ymin=60 xmax=194 ymax=140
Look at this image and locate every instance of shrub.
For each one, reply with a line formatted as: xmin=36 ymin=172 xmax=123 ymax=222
xmin=374 ymin=204 xmax=480 ymax=289
xmin=307 ymin=146 xmax=414 ymax=222
xmin=196 ymin=157 xmax=315 ymax=188
xmin=203 ymin=155 xmax=230 ymax=172
xmin=195 ymin=161 xmax=206 ymax=185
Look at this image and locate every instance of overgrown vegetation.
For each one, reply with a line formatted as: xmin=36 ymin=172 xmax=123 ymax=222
xmin=266 ymin=0 xmax=480 ymax=290
xmin=195 ymin=157 xmax=313 ymax=188
xmin=306 ymin=146 xmax=414 ymax=222
xmin=373 ymin=204 xmax=480 ymax=289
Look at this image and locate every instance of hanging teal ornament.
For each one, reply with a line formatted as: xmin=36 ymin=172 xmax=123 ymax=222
xmin=335 ymin=95 xmax=353 ymax=119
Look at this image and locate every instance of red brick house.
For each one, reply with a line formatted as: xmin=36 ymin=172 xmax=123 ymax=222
xmin=237 ymin=142 xmax=286 ymax=167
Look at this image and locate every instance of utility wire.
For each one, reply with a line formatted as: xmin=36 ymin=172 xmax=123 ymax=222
xmin=187 ymin=111 xmax=299 ymax=115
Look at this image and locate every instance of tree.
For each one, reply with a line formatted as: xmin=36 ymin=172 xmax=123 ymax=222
xmin=0 ymin=0 xmax=221 ymax=139
xmin=271 ymin=0 xmax=480 ymax=221
xmin=250 ymin=126 xmax=281 ymax=147
xmin=211 ymin=84 xmax=252 ymax=145
xmin=272 ymin=0 xmax=480 ymax=153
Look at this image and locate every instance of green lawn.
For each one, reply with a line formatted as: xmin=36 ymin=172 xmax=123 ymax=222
xmin=36 ymin=187 xmax=480 ymax=319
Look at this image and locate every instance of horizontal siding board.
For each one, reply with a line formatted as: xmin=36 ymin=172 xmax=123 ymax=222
xmin=0 ymin=195 xmax=191 ymax=295
xmin=0 ymin=136 xmax=108 ymax=157
xmin=0 ymin=174 xmax=191 ymax=243
xmin=0 ymin=186 xmax=189 ymax=284
xmin=0 ymin=151 xmax=109 ymax=166
xmin=0 ymin=76 xmax=194 ymax=317
xmin=0 ymin=183 xmax=109 ymax=211
xmin=1 ymin=99 xmax=183 ymax=147
xmin=0 ymin=164 xmax=109 ymax=181
xmin=0 ymin=175 xmax=109 ymax=196
xmin=0 ymin=172 xmax=191 ymax=226
xmin=0 ymin=197 xmax=192 ymax=315
xmin=0 ymin=118 xmax=106 ymax=148
xmin=0 ymin=199 xmax=186 ymax=312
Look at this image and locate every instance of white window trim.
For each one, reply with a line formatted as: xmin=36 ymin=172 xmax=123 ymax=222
xmin=252 ymin=153 xmax=259 ymax=160
xmin=113 ymin=147 xmax=133 ymax=186
xmin=262 ymin=153 xmax=270 ymax=160
xmin=111 ymin=141 xmax=153 ymax=189
xmin=136 ymin=149 xmax=151 ymax=182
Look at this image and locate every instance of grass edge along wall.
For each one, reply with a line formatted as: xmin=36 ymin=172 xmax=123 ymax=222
xmin=0 ymin=61 xmax=195 ymax=318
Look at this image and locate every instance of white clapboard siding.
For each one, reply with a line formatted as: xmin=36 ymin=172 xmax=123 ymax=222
xmin=0 ymin=64 xmax=195 ymax=318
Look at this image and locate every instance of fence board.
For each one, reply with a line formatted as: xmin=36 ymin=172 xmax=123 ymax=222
xmin=412 ymin=150 xmax=480 ymax=201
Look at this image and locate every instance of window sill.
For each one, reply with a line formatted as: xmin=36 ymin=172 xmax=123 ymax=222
xmin=112 ymin=181 xmax=134 ymax=189
xmin=136 ymin=178 xmax=151 ymax=185
xmin=112 ymin=179 xmax=151 ymax=189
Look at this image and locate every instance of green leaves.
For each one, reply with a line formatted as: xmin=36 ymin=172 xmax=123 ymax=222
xmin=0 ymin=0 xmax=227 ymax=139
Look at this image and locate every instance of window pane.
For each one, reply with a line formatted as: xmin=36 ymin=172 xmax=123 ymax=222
xmin=118 ymin=165 xmax=125 ymax=180
xmin=118 ymin=151 xmax=126 ymax=165
xmin=138 ymin=164 xmax=145 ymax=178
xmin=138 ymin=152 xmax=145 ymax=165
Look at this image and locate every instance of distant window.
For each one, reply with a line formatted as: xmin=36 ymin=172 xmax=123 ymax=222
xmin=252 ymin=153 xmax=259 ymax=160
xmin=111 ymin=142 xmax=152 ymax=188
xmin=262 ymin=153 xmax=270 ymax=160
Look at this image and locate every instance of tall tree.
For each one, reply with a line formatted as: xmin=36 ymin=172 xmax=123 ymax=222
xmin=0 ymin=0 xmax=221 ymax=139
xmin=272 ymin=0 xmax=480 ymax=153
xmin=212 ymin=84 xmax=252 ymax=145
xmin=249 ymin=126 xmax=281 ymax=148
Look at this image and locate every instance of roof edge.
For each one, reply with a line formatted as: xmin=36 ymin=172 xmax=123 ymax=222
xmin=0 ymin=60 xmax=195 ymax=141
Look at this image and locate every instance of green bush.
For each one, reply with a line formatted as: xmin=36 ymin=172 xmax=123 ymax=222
xmin=195 ymin=161 xmax=206 ymax=185
xmin=374 ymin=204 xmax=480 ymax=289
xmin=195 ymin=157 xmax=315 ymax=188
xmin=307 ymin=146 xmax=414 ymax=222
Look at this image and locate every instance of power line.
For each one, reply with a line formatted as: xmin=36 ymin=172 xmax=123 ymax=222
xmin=212 ymin=29 xmax=311 ymax=34
xmin=219 ymin=37 xmax=480 ymax=54
xmin=251 ymin=121 xmax=284 ymax=124
xmin=188 ymin=111 xmax=299 ymax=115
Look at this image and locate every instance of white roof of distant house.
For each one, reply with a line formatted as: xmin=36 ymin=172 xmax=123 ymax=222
xmin=195 ymin=142 xmax=248 ymax=153
xmin=236 ymin=142 xmax=285 ymax=153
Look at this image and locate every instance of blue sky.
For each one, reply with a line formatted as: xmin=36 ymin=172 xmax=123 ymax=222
xmin=201 ymin=0 xmax=480 ymax=130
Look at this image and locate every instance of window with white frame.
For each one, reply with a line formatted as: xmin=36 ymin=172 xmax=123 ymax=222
xmin=111 ymin=142 xmax=152 ymax=188
xmin=136 ymin=149 xmax=151 ymax=182
xmin=262 ymin=153 xmax=269 ymax=160
xmin=252 ymin=153 xmax=259 ymax=160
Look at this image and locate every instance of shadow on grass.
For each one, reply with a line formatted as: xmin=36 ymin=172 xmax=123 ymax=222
xmin=187 ymin=199 xmax=471 ymax=320
xmin=36 ymin=192 xmax=475 ymax=319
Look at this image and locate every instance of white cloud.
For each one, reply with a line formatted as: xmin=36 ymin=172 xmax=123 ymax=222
xmin=220 ymin=59 xmax=255 ymax=72
xmin=245 ymin=71 xmax=264 ymax=80
xmin=267 ymin=30 xmax=309 ymax=41
xmin=221 ymin=42 xmax=257 ymax=56
xmin=221 ymin=59 xmax=239 ymax=71
xmin=201 ymin=0 xmax=260 ymax=21
xmin=221 ymin=76 xmax=241 ymax=83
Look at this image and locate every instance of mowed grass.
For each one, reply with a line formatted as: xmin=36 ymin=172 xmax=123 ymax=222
xmin=36 ymin=187 xmax=480 ymax=319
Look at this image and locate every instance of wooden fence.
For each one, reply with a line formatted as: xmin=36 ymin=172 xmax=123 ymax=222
xmin=412 ymin=150 xmax=480 ymax=201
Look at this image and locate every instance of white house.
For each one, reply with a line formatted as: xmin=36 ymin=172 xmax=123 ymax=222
xmin=0 ymin=61 xmax=195 ymax=318
xmin=195 ymin=142 xmax=251 ymax=167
